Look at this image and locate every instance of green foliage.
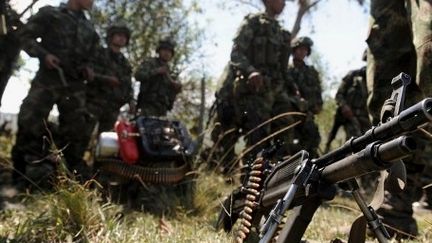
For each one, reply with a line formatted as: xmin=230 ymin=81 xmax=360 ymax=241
xmin=92 ymin=0 xmax=204 ymax=70
xmin=92 ymin=0 xmax=209 ymax=132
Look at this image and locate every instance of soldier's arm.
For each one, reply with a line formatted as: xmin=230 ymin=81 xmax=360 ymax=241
xmin=313 ymin=68 xmax=324 ymax=110
xmin=230 ymin=15 xmax=256 ymax=76
xmin=17 ymin=7 xmax=51 ymax=60
xmin=122 ymin=64 xmax=134 ymax=104
xmin=335 ymin=72 xmax=354 ymax=107
xmin=134 ymin=59 xmax=159 ymax=82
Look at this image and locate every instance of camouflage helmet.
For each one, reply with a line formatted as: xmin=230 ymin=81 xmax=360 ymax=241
xmin=291 ymin=36 xmax=313 ymax=56
xmin=106 ymin=21 xmax=131 ymax=45
xmin=157 ymin=37 xmax=176 ymax=54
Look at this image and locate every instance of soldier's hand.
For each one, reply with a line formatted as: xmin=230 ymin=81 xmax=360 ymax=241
xmin=341 ymin=105 xmax=354 ymax=119
xmin=247 ymin=72 xmax=264 ymax=92
xmin=156 ymin=66 xmax=169 ymax=75
xmin=171 ymin=80 xmax=182 ymax=92
xmin=44 ymin=54 xmax=60 ymax=69
xmin=82 ymin=67 xmax=95 ymax=81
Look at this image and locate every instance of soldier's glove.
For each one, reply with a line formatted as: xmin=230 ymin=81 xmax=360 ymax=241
xmin=341 ymin=105 xmax=354 ymax=119
xmin=247 ymin=71 xmax=264 ymax=92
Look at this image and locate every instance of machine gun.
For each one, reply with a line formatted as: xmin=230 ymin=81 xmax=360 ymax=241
xmin=217 ymin=72 xmax=432 ymax=243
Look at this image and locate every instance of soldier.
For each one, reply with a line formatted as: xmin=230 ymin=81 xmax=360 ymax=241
xmin=0 ymin=1 xmax=21 ymax=106
xmin=366 ymin=0 xmax=432 ymax=238
xmin=288 ymin=37 xmax=323 ymax=158
xmin=326 ymin=53 xmax=370 ymax=151
xmin=135 ymin=38 xmax=182 ymax=117
xmin=11 ymin=0 xmax=100 ymax=186
xmin=209 ymin=0 xmax=296 ymax=174
xmin=78 ymin=21 xmax=133 ymax=160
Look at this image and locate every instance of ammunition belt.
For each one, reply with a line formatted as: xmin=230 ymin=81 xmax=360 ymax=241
xmin=235 ymin=157 xmax=265 ymax=242
xmin=96 ymin=158 xmax=189 ymax=184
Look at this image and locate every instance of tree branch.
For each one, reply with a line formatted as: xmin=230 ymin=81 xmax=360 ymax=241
xmin=291 ymin=0 xmax=322 ymax=39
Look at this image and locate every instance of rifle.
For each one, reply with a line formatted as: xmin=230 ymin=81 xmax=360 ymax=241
xmin=0 ymin=0 xmax=38 ymax=35
xmin=217 ymin=72 xmax=432 ymax=243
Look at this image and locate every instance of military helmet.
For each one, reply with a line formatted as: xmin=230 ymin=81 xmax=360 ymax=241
xmin=291 ymin=36 xmax=313 ymax=56
xmin=157 ymin=37 xmax=176 ymax=54
xmin=106 ymin=21 xmax=131 ymax=45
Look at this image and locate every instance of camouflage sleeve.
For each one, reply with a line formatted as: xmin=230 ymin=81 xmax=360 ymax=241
xmin=134 ymin=58 xmax=158 ymax=82
xmin=92 ymin=47 xmax=110 ymax=80
xmin=230 ymin=15 xmax=256 ymax=76
xmin=335 ymin=71 xmax=354 ymax=107
xmin=87 ymin=30 xmax=101 ymax=70
xmin=17 ymin=7 xmax=52 ymax=59
xmin=121 ymin=64 xmax=133 ymax=104
xmin=285 ymin=72 xmax=300 ymax=96
xmin=313 ymin=68 xmax=323 ymax=109
xmin=281 ymin=30 xmax=292 ymax=85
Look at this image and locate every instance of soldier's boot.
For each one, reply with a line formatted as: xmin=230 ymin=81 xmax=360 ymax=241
xmin=25 ymin=159 xmax=56 ymax=191
xmin=377 ymin=168 xmax=423 ymax=239
xmin=377 ymin=194 xmax=418 ymax=239
xmin=11 ymin=148 xmax=27 ymax=190
xmin=422 ymin=185 xmax=432 ymax=209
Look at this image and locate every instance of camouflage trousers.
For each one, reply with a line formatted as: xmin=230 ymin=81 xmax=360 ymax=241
xmin=343 ymin=111 xmax=370 ymax=139
xmin=138 ymin=100 xmax=170 ymax=117
xmin=0 ymin=37 xmax=20 ymax=107
xmin=292 ymin=113 xmax=320 ymax=158
xmin=233 ymin=86 xmax=296 ymax=159
xmin=77 ymin=99 xmax=120 ymax=162
xmin=367 ymin=0 xmax=432 ymax=237
xmin=208 ymin=102 xmax=240 ymax=175
xmin=11 ymin=69 xmax=88 ymax=182
xmin=208 ymin=87 xmax=296 ymax=175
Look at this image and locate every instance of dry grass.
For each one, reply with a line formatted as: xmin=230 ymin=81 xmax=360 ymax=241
xmin=1 ymin=169 xmax=431 ymax=242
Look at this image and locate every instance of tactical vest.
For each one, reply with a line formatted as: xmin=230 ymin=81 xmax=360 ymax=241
xmin=246 ymin=14 xmax=291 ymax=79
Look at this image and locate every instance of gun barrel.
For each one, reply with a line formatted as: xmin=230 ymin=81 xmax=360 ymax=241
xmin=315 ymin=98 xmax=432 ymax=167
xmin=321 ymin=136 xmax=416 ymax=184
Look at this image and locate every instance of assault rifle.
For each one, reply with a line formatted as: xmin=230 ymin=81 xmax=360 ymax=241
xmin=217 ymin=73 xmax=432 ymax=243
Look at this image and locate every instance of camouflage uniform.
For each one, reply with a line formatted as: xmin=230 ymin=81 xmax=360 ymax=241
xmin=77 ymin=46 xmax=133 ymax=159
xmin=0 ymin=4 xmax=21 ymax=106
xmin=88 ymin=47 xmax=132 ymax=131
xmin=367 ymin=0 xmax=432 ymax=238
xmin=135 ymin=57 xmax=180 ymax=117
xmin=11 ymin=4 xmax=99 ymax=183
xmin=335 ymin=66 xmax=370 ymax=139
xmin=217 ymin=12 xmax=295 ymax=162
xmin=288 ymin=37 xmax=323 ymax=158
